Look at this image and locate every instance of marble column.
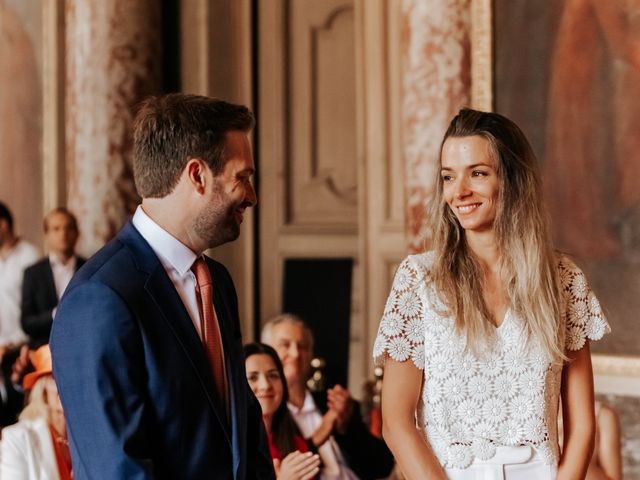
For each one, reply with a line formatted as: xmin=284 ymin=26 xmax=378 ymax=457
xmin=401 ymin=0 xmax=471 ymax=253
xmin=65 ymin=0 xmax=161 ymax=255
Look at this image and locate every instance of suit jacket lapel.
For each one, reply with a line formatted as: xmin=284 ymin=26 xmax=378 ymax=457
xmin=74 ymin=256 xmax=85 ymax=272
xmin=208 ymin=261 xmax=247 ymax=477
xmin=44 ymin=260 xmax=59 ymax=303
xmin=118 ymin=223 xmax=232 ymax=440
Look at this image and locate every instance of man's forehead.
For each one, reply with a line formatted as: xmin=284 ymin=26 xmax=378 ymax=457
xmin=273 ymin=322 xmax=309 ymax=341
xmin=46 ymin=212 xmax=75 ymax=228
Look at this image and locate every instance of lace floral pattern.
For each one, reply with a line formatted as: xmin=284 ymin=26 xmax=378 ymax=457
xmin=558 ymin=259 xmax=610 ymax=350
xmin=373 ymin=253 xmax=610 ymax=469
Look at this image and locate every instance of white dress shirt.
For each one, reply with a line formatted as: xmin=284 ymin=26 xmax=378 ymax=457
xmin=288 ymin=391 xmax=358 ymax=480
xmin=131 ymin=206 xmax=203 ymax=338
xmin=0 ymin=239 xmax=39 ymax=346
xmin=49 ymin=254 xmax=77 ymax=300
xmin=0 ymin=416 xmax=60 ymax=479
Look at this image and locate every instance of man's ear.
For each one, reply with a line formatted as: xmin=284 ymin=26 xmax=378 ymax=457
xmin=185 ymin=158 xmax=208 ymax=194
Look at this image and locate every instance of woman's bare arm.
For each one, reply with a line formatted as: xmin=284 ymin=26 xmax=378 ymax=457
xmin=558 ymin=342 xmax=596 ymax=480
xmin=381 ymin=359 xmax=447 ymax=480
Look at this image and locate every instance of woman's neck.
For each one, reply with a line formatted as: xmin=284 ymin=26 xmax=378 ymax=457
xmin=466 ymin=231 xmax=500 ymax=271
xmin=263 ymin=414 xmax=273 ymax=433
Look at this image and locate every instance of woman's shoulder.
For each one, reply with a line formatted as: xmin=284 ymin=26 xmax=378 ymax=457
xmin=556 ymin=252 xmax=582 ymax=273
xmin=397 ymin=251 xmax=437 ymax=277
xmin=555 ymin=252 xmax=611 ymax=349
xmin=556 ymin=252 xmax=593 ymax=289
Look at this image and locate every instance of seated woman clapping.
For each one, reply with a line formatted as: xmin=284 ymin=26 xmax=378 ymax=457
xmin=245 ymin=342 xmax=327 ymax=480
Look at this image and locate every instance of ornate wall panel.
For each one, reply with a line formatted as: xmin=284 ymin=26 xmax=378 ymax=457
xmin=287 ymin=0 xmax=357 ymax=230
xmin=259 ymin=0 xmax=361 ymax=391
xmin=357 ymin=0 xmax=407 ymax=380
xmin=259 ymin=0 xmax=358 ymax=315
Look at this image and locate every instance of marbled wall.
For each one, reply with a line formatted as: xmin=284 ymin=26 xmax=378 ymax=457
xmin=401 ymin=0 xmax=471 ymax=253
xmin=0 ymin=0 xmax=43 ymax=247
xmin=65 ymin=0 xmax=161 ymax=255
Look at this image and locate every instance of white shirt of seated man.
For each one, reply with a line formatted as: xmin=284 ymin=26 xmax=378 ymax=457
xmin=288 ymin=391 xmax=357 ymax=480
xmin=264 ymin=316 xmax=358 ymax=480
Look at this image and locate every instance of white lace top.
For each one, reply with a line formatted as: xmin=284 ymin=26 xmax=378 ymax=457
xmin=373 ymin=252 xmax=610 ymax=469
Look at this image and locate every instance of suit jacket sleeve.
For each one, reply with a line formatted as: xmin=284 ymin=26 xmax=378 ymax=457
xmin=332 ymin=401 xmax=395 ymax=480
xmin=51 ymin=281 xmax=155 ymax=479
xmin=20 ymin=266 xmax=55 ymax=341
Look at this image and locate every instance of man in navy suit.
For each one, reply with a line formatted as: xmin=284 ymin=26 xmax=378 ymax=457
xmin=22 ymin=208 xmax=85 ymax=348
xmin=50 ymin=94 xmax=275 ymax=479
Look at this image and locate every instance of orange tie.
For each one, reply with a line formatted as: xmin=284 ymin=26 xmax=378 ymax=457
xmin=191 ymin=257 xmax=228 ymax=416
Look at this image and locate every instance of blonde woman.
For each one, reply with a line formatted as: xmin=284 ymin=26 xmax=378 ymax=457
xmin=1 ymin=345 xmax=71 ymax=480
xmin=374 ymin=108 xmax=610 ymax=479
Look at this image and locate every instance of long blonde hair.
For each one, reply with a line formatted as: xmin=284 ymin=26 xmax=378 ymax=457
xmin=431 ymin=108 xmax=565 ymax=362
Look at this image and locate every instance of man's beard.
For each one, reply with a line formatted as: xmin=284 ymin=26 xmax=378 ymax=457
xmin=194 ymin=191 xmax=240 ymax=249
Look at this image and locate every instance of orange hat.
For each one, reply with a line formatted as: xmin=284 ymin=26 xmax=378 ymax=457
xmin=23 ymin=344 xmax=53 ymax=390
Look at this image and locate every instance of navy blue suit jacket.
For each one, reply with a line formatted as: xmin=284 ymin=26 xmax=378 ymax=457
xmin=50 ymin=222 xmax=274 ymax=479
xmin=21 ymin=255 xmax=85 ymax=348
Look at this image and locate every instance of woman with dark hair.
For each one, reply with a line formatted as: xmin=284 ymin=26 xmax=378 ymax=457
xmin=244 ymin=342 xmax=325 ymax=480
xmin=374 ymin=108 xmax=610 ymax=479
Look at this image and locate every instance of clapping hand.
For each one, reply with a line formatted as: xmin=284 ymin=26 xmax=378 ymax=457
xmin=274 ymin=451 xmax=320 ymax=480
xmin=327 ymin=385 xmax=354 ymax=434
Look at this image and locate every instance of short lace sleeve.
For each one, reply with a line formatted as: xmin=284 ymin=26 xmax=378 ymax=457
xmin=373 ymin=255 xmax=427 ymax=369
xmin=558 ymin=256 xmax=611 ymax=351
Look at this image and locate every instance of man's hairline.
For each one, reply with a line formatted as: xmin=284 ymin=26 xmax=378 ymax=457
xmin=43 ymin=210 xmax=78 ymax=233
xmin=261 ymin=316 xmax=314 ymax=347
xmin=136 ymin=125 xmax=253 ymax=199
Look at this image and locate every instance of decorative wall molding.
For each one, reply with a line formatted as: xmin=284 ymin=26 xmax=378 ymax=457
xmin=286 ymin=0 xmax=358 ymax=229
xmin=593 ymin=354 xmax=640 ymax=396
xmin=357 ymin=0 xmax=409 ymax=380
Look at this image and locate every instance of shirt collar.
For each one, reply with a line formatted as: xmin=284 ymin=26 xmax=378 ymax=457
xmin=48 ymin=253 xmax=76 ymax=269
xmin=288 ymin=390 xmax=318 ymax=415
xmin=131 ymin=205 xmax=197 ymax=276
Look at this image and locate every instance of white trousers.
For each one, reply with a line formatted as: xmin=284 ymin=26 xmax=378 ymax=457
xmin=445 ymin=446 xmax=557 ymax=480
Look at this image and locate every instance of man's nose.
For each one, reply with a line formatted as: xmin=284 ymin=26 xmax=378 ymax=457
xmin=246 ymin=182 xmax=257 ymax=207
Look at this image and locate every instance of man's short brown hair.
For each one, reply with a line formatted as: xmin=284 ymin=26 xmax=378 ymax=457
xmin=43 ymin=207 xmax=78 ymax=232
xmin=132 ymin=94 xmax=255 ymax=198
